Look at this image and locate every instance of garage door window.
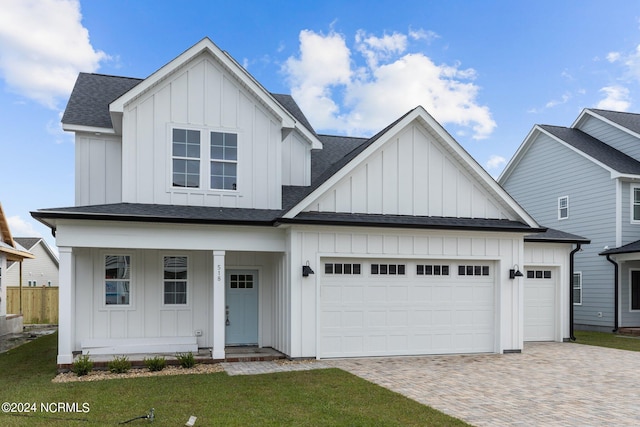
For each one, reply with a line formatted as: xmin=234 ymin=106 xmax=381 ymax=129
xmin=527 ymin=270 xmax=552 ymax=279
xmin=371 ymin=263 xmax=405 ymax=275
xmin=324 ymin=263 xmax=361 ymax=275
xmin=458 ymin=265 xmax=490 ymax=276
xmin=417 ymin=264 xmax=449 ymax=275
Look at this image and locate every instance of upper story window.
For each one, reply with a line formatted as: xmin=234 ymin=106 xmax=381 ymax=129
xmin=632 ymin=186 xmax=640 ymax=223
xmin=171 ymin=127 xmax=238 ymax=191
xmin=558 ymin=196 xmax=568 ymax=220
xmin=210 ymin=132 xmax=237 ymax=190
xmin=172 ymin=129 xmax=201 ymax=188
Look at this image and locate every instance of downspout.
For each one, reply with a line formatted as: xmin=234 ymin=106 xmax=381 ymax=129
xmin=569 ymin=244 xmax=582 ymax=341
xmin=606 ymin=255 xmax=619 ymax=332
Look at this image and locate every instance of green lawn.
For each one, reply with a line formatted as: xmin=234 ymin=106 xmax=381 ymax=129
xmin=573 ymin=330 xmax=640 ymax=352
xmin=0 ymin=333 xmax=470 ymax=426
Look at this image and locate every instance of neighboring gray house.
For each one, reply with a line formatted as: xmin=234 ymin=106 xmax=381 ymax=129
xmin=5 ymin=237 xmax=59 ymax=288
xmin=500 ymin=108 xmax=640 ymax=332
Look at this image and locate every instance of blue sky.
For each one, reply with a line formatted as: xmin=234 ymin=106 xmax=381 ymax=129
xmin=2 ymin=0 xmax=640 ymax=252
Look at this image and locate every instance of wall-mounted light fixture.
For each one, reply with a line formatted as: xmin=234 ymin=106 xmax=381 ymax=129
xmin=509 ymin=264 xmax=523 ymax=279
xmin=302 ymin=260 xmax=314 ymax=277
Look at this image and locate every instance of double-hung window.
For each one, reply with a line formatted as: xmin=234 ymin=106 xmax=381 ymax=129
xmin=172 ymin=129 xmax=201 ymax=188
xmin=105 ymin=255 xmax=130 ymax=305
xmin=558 ymin=196 xmax=569 ymax=220
xmin=633 ymin=186 xmax=640 ymax=223
xmin=164 ymin=256 xmax=187 ymax=305
xmin=573 ymin=272 xmax=582 ymax=305
xmin=210 ymin=132 xmax=237 ymax=190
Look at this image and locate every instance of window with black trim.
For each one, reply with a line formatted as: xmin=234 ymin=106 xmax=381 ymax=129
xmin=324 ymin=263 xmax=362 ymax=275
xmin=163 ymin=256 xmax=187 ymax=305
xmin=371 ymin=263 xmax=405 ymax=275
xmin=417 ymin=264 xmax=449 ymax=276
xmin=458 ymin=265 xmax=490 ymax=276
xmin=526 ymin=270 xmax=552 ymax=279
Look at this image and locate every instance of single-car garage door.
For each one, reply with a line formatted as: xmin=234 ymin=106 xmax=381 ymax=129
xmin=319 ymin=259 xmax=495 ymax=358
xmin=524 ymin=267 xmax=557 ymax=341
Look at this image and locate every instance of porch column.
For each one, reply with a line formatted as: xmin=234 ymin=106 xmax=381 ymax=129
xmin=212 ymin=250 xmax=225 ymax=359
xmin=58 ymin=247 xmax=75 ymax=364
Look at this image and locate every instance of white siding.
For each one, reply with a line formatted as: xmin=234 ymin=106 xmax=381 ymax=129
xmin=75 ymin=134 xmax=122 ymax=206
xmin=120 ymin=52 xmax=283 ymax=209
xmin=281 ymin=131 xmax=311 ymax=186
xmin=4 ymin=241 xmax=58 ymax=288
xmin=305 ymin=124 xmax=509 ymax=219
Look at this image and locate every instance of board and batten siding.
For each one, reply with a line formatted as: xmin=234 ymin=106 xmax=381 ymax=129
xmin=305 ymin=123 xmax=510 ymax=219
xmin=75 ymin=134 xmax=122 ymax=206
xmin=285 ymin=226 xmax=525 ymax=358
xmin=120 ymin=52 xmax=283 ymax=209
xmin=578 ymin=115 xmax=640 ymax=160
xmin=281 ymin=131 xmax=311 ymax=186
xmin=501 ymin=132 xmax=616 ymax=328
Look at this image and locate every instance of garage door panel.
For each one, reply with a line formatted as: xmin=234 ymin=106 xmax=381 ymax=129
xmin=524 ymin=268 xmax=557 ymax=341
xmin=320 ymin=259 xmax=495 ymax=357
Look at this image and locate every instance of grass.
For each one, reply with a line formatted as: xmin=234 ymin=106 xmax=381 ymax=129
xmin=0 ymin=333 xmax=470 ymax=426
xmin=573 ymin=330 xmax=640 ymax=352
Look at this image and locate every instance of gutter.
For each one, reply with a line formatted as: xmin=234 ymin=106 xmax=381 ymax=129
xmin=569 ymin=244 xmax=582 ymax=341
xmin=606 ymin=255 xmax=619 ymax=332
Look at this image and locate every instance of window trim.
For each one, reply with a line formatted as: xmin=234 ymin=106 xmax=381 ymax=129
xmin=171 ymin=127 xmax=202 ymax=189
xmin=631 ymin=185 xmax=640 ymax=224
xmin=558 ymin=196 xmax=569 ymax=220
xmin=104 ymin=254 xmax=133 ymax=308
xmin=630 ymin=269 xmax=640 ymax=311
xmin=162 ymin=255 xmax=189 ymax=307
xmin=169 ymin=125 xmax=240 ymax=193
xmin=572 ymin=271 xmax=582 ymax=305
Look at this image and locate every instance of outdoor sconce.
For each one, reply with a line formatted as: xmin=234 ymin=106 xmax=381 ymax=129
xmin=509 ymin=264 xmax=524 ymax=279
xmin=302 ymin=261 xmax=315 ymax=277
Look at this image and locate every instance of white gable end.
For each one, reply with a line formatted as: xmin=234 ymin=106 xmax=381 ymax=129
xmin=305 ymin=121 xmax=512 ymax=219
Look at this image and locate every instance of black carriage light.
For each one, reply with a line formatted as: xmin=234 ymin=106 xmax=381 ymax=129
xmin=302 ymin=261 xmax=315 ymax=277
xmin=509 ymin=264 xmax=524 ymax=279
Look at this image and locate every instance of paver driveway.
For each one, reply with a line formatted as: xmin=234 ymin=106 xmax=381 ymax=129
xmin=328 ymin=342 xmax=640 ymax=426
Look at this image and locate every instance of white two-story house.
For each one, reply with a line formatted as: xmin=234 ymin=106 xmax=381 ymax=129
xmin=32 ymin=38 xmax=586 ymax=367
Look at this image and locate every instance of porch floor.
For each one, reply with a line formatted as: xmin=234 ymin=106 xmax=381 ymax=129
xmin=618 ymin=327 xmax=640 ymax=337
xmin=70 ymin=346 xmax=286 ymax=370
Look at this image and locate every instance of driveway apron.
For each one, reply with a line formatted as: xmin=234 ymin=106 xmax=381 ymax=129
xmin=328 ymin=342 xmax=640 ymax=426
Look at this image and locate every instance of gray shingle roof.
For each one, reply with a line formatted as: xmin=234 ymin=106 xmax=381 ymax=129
xmin=600 ymin=239 xmax=640 ymax=255
xmin=13 ymin=237 xmax=41 ymax=251
xmin=271 ymin=93 xmax=317 ymax=136
xmin=524 ymin=228 xmax=590 ymax=244
xmin=62 ymin=73 xmax=142 ymax=128
xmin=540 ymin=125 xmax=640 ymax=175
xmin=589 ymin=109 xmax=640 ymax=135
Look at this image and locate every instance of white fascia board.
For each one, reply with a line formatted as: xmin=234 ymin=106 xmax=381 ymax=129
xmin=61 ymin=124 xmax=115 ymax=135
xmin=584 ymin=109 xmax=640 ymax=140
xmin=497 ymin=126 xmax=540 ymax=184
xmin=570 ymin=108 xmax=593 ymax=129
xmin=109 ymin=38 xmax=295 ymax=129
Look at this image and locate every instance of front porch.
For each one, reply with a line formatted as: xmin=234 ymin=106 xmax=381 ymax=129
xmin=59 ymin=346 xmax=286 ymax=372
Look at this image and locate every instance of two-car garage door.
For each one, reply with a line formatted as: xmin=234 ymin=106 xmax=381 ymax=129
xmin=319 ymin=258 xmax=495 ymax=358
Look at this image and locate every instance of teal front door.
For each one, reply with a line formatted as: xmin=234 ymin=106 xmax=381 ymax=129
xmin=225 ymin=270 xmax=258 ymax=345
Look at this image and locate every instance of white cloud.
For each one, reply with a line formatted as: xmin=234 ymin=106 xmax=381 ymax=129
xmin=545 ymin=92 xmax=571 ymax=108
xmin=7 ymin=216 xmax=41 ymax=237
xmin=596 ymin=86 xmax=631 ymax=110
xmin=0 ymin=0 xmax=108 ymax=108
xmin=486 ymin=155 xmax=506 ymax=171
xmin=607 ymin=51 xmax=621 ymax=62
xmin=283 ymin=29 xmax=495 ymax=140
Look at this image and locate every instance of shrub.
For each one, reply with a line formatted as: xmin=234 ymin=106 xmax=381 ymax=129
xmin=175 ymin=352 xmax=195 ymax=369
xmin=144 ymin=356 xmax=166 ymax=372
xmin=72 ymin=354 xmax=93 ymax=376
xmin=108 ymin=355 xmax=131 ymax=374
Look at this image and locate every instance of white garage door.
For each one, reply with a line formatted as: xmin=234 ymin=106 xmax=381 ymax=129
xmin=524 ymin=268 xmax=556 ymax=341
xmin=319 ymin=259 xmax=495 ymax=358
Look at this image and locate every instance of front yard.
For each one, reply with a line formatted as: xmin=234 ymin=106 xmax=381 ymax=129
xmin=0 ymin=333 xmax=469 ymax=426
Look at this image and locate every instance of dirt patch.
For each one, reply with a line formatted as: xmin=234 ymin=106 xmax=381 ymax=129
xmin=0 ymin=325 xmax=56 ymax=353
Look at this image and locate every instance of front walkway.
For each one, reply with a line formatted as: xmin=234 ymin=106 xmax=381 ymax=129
xmin=221 ymin=342 xmax=640 ymax=426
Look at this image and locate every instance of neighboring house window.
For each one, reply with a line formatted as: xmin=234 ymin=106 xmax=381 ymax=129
xmin=558 ymin=196 xmax=569 ymax=220
xmin=371 ymin=263 xmax=406 ymax=275
xmin=324 ymin=263 xmax=361 ymax=275
xmin=210 ymin=132 xmax=238 ymax=190
xmin=172 ymin=129 xmax=201 ymax=188
xmin=164 ymin=256 xmax=187 ymax=305
xmin=632 ymin=186 xmax=640 ymax=222
xmin=416 ymin=265 xmax=450 ymax=276
xmin=573 ymin=272 xmax=582 ymax=305
xmin=631 ymin=270 xmax=640 ymax=310
xmin=105 ymin=255 xmax=130 ymax=305
xmin=458 ymin=265 xmax=490 ymax=276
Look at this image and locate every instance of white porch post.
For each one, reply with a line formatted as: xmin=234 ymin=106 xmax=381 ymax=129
xmin=212 ymin=250 xmax=225 ymax=359
xmin=57 ymin=247 xmax=75 ymax=364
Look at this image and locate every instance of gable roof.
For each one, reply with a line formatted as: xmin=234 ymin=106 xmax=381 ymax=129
xmin=574 ymin=109 xmax=640 ymax=137
xmin=0 ymin=203 xmax=34 ymax=261
xmin=13 ymin=237 xmax=59 ymax=266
